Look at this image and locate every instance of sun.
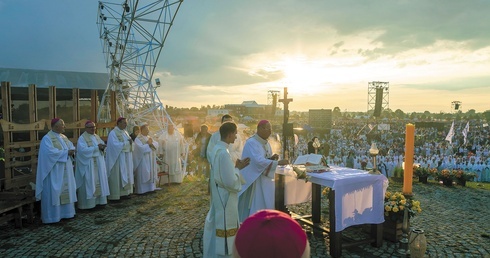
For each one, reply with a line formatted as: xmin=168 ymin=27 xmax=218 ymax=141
xmin=253 ymin=54 xmax=373 ymax=96
xmin=277 ymin=56 xmax=330 ymax=95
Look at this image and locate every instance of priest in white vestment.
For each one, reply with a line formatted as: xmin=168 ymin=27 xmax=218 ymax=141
xmin=237 ymin=120 xmax=289 ymax=222
xmin=35 ymin=118 xmax=77 ymax=224
xmin=203 ymin=122 xmax=249 ymax=258
xmin=207 ymin=115 xmax=243 ymax=165
xmin=133 ymin=124 xmax=159 ymax=194
xmin=105 ymin=117 xmax=134 ymax=200
xmin=158 ymin=124 xmax=185 ymax=183
xmin=75 ymin=121 xmax=110 ymax=209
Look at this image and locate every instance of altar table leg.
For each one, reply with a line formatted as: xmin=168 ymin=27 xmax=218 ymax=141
xmin=311 ymin=183 xmax=322 ymax=237
xmin=371 ymin=223 xmax=383 ymax=247
xmin=274 ymin=173 xmax=287 ymax=214
xmin=328 ymin=189 xmax=342 ymax=258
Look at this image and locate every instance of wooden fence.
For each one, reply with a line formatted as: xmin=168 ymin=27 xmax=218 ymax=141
xmin=0 ymin=81 xmax=116 ymax=226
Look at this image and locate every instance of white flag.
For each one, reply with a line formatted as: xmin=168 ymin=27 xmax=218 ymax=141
xmin=445 ymin=121 xmax=454 ymax=144
xmin=462 ymin=122 xmax=469 ymax=145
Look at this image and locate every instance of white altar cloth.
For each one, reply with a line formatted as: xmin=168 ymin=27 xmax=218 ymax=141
xmin=276 ymin=166 xmax=312 ymax=205
xmin=307 ymin=166 xmax=388 ymax=232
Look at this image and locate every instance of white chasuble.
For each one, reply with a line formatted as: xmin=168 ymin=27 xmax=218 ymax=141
xmin=237 ymin=134 xmax=278 ymax=222
xmin=203 ymin=141 xmax=242 ymax=257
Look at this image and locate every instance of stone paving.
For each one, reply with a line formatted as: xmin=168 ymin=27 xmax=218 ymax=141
xmin=303 ymin=181 xmax=490 ymax=257
xmin=0 ymin=178 xmax=489 ymax=257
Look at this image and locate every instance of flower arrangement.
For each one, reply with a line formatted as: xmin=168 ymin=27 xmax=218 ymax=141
xmin=413 ymin=166 xmax=430 ymax=177
xmin=435 ymin=169 xmax=455 ymax=181
xmin=322 ymin=187 xmax=331 ymax=197
xmin=384 ymin=191 xmax=422 ymax=222
xmin=453 ymin=169 xmax=478 ymax=181
xmin=428 ymin=168 xmax=438 ymax=178
xmin=453 ymin=169 xmax=464 ymax=180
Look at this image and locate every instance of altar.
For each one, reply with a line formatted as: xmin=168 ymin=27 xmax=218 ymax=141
xmin=276 ymin=166 xmax=388 ymax=257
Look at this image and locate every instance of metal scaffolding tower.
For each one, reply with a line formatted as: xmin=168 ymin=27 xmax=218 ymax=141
xmin=267 ymin=90 xmax=280 ymax=117
xmin=96 ymin=0 xmax=183 ymax=131
xmin=367 ymin=81 xmax=390 ymax=114
xmin=451 ymin=101 xmax=462 ymax=113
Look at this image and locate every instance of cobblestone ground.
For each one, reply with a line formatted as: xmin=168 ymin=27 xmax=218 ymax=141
xmin=300 ymin=181 xmax=490 ymax=258
xmin=1 ymin=177 xmax=489 ymax=257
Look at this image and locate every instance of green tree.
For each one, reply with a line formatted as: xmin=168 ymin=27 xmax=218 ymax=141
xmin=410 ymin=112 xmax=417 ymax=119
xmin=466 ymin=109 xmax=477 ymax=119
xmin=483 ymin=110 xmax=490 ymax=122
xmin=394 ymin=109 xmax=405 ymax=119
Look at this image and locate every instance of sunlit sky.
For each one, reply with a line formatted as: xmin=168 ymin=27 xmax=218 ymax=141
xmin=1 ymin=0 xmax=489 ymax=113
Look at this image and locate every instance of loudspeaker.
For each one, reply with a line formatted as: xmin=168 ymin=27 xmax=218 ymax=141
xmin=271 ymin=93 xmax=278 ymax=116
xmin=373 ymin=87 xmax=383 ymax=117
xmin=325 ymin=109 xmax=332 ymax=129
xmin=184 ymin=124 xmax=193 ymax=138
xmin=283 ymin=123 xmax=293 ymax=137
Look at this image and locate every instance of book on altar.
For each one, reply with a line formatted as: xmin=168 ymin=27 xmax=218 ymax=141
xmin=293 ymin=154 xmax=324 ymax=166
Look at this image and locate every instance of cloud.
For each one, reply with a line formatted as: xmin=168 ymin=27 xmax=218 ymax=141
xmin=1 ymin=1 xmax=489 ymax=113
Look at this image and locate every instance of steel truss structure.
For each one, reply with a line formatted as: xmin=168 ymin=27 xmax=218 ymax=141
xmin=451 ymin=101 xmax=462 ymax=112
xmin=96 ymin=0 xmax=183 ymax=131
xmin=367 ymin=81 xmax=390 ymax=115
xmin=267 ymin=90 xmax=280 ymax=117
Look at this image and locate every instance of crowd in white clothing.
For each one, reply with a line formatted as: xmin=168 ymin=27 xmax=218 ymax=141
xmin=292 ymin=119 xmax=490 ymax=182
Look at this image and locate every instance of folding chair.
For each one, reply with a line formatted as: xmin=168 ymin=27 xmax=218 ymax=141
xmin=157 ymin=157 xmax=170 ymax=186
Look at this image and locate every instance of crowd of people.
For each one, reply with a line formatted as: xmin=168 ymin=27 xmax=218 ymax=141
xmin=189 ymin=115 xmax=490 ymax=257
xmin=35 ymin=117 xmax=187 ymax=224
xmin=33 ymin=115 xmax=291 ymax=256
xmin=292 ymin=119 xmax=490 ymax=182
xmin=33 ymin=114 xmax=489 ymax=257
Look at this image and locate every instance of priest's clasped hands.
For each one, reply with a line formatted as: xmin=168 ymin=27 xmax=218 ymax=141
xmin=68 ymin=148 xmax=76 ymax=156
xmin=147 ymin=137 xmax=156 ymax=150
xmin=236 ymin=157 xmax=251 ymax=170
xmin=98 ymin=143 xmax=106 ymax=151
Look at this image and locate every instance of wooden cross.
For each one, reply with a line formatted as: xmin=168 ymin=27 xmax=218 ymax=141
xmin=279 ymin=87 xmax=293 ymax=156
xmin=279 ymin=87 xmax=293 ymax=124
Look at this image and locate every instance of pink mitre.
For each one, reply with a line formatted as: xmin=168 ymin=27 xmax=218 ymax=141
xmin=233 ymin=209 xmax=310 ymax=258
xmin=51 ymin=117 xmax=61 ymax=126
xmin=257 ymin=119 xmax=269 ymax=127
xmin=116 ymin=117 xmax=126 ymax=123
